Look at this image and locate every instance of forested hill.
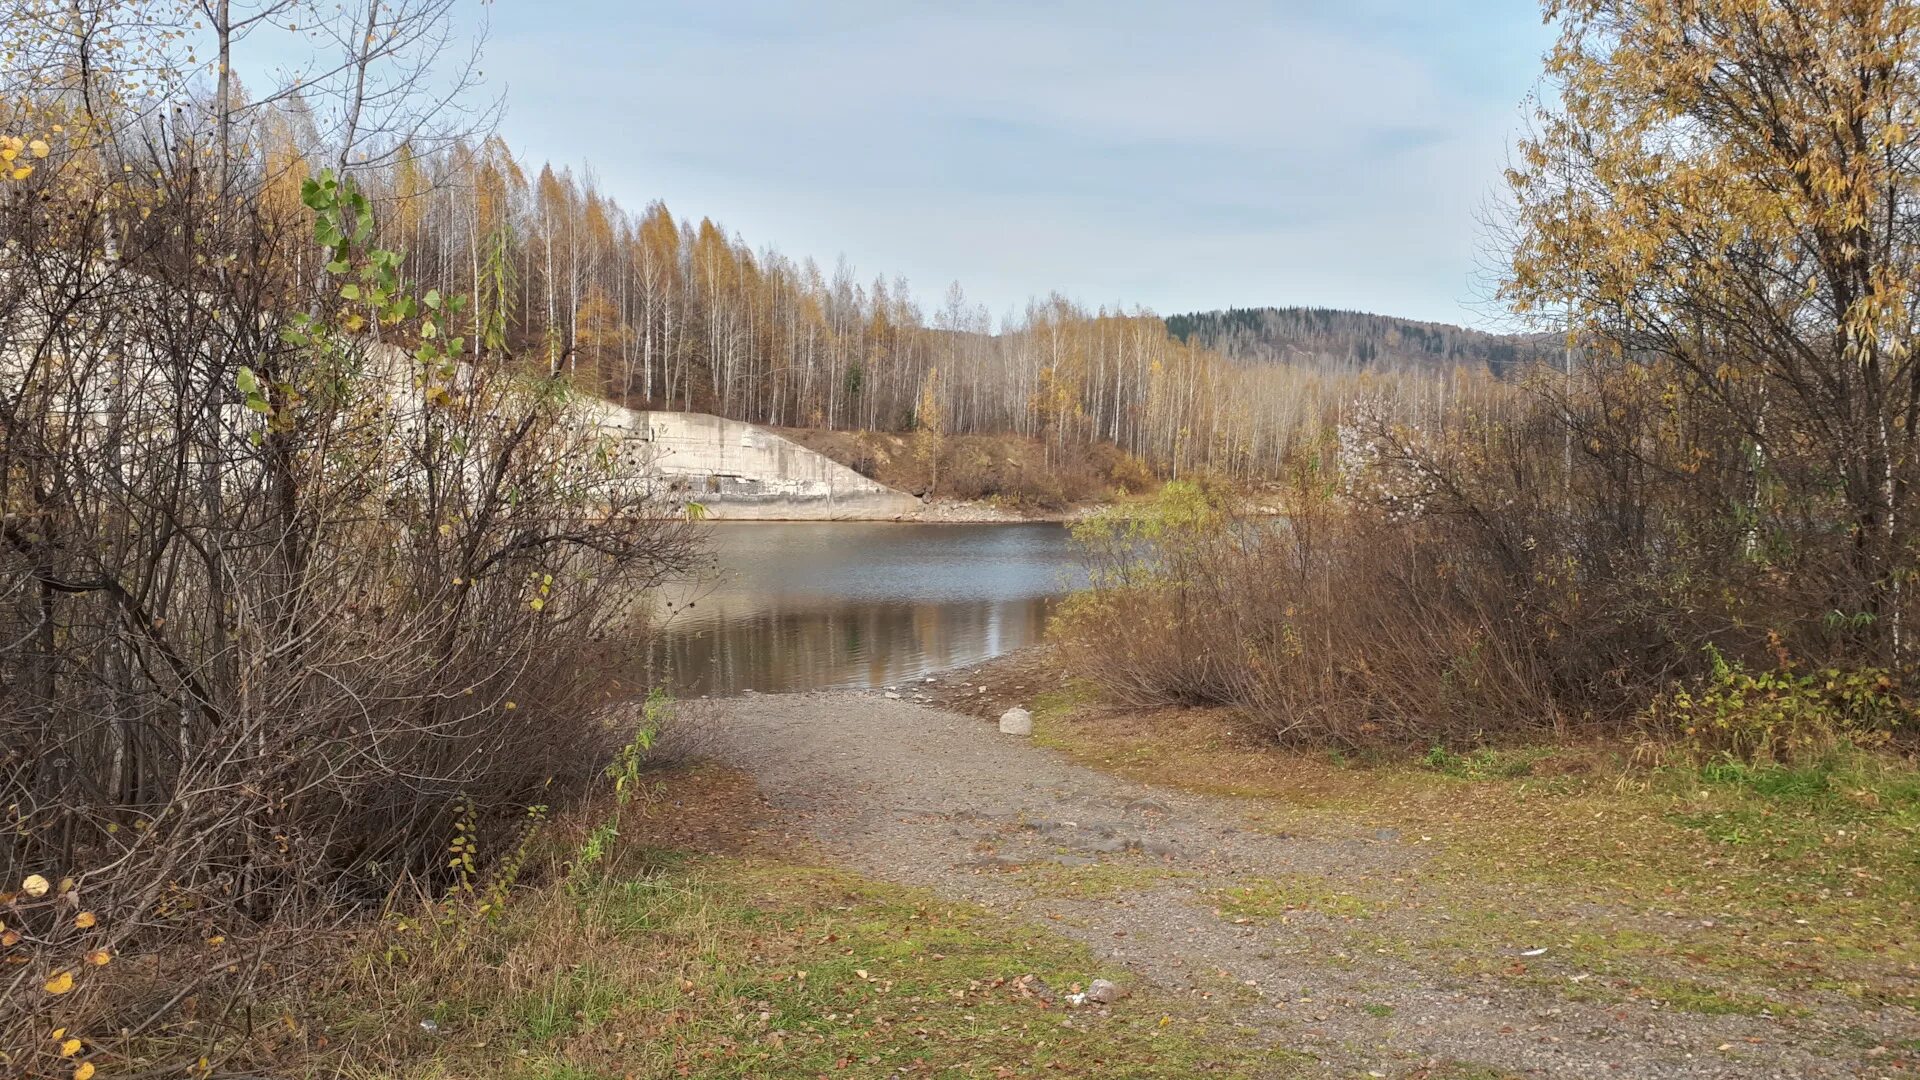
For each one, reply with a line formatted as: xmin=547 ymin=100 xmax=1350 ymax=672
xmin=1165 ymin=306 xmax=1554 ymax=377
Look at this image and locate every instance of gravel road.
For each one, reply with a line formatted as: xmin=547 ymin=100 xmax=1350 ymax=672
xmin=703 ymin=690 xmax=1914 ymax=1079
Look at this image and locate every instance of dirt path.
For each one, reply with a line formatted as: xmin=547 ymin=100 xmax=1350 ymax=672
xmin=704 ymin=691 xmax=1909 ymax=1080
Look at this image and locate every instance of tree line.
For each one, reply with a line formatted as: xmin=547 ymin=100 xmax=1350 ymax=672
xmin=270 ymin=135 xmax=1488 ymax=481
xmin=1165 ymin=305 xmax=1557 ymax=377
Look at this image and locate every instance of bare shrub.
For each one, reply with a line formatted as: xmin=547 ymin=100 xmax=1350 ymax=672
xmin=0 ymin=130 xmax=698 ymax=1071
xmin=1055 ymin=480 xmax=1564 ymax=746
xmin=1058 ymin=368 xmax=1920 ymax=751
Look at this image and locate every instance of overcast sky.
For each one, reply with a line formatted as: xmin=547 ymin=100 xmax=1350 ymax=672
xmin=456 ymin=1 xmax=1553 ymax=327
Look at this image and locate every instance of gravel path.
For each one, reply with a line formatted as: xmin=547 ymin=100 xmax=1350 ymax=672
xmin=705 ymin=691 xmax=1911 ymax=1079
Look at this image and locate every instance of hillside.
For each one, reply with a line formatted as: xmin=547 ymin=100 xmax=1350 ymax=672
xmin=1165 ymin=306 xmax=1556 ymax=377
xmin=778 ymin=426 xmax=1153 ymax=511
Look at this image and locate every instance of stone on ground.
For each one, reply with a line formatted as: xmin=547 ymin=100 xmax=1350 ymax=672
xmin=998 ymin=706 xmax=1033 ymax=735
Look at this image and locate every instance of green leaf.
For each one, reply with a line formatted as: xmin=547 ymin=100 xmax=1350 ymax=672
xmin=424 ymin=289 xmax=441 ymax=310
xmin=339 ymin=283 xmax=360 ymax=300
xmin=325 ymin=259 xmax=350 ymax=275
xmin=234 ymin=367 xmax=259 ymax=394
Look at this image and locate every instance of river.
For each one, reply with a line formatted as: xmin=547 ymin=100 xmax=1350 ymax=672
xmin=649 ymin=522 xmax=1083 ymax=695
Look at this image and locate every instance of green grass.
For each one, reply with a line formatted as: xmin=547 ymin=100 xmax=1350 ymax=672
xmin=1024 ymin=697 xmax=1920 ymax=1026
xmin=1630 ymin=978 xmax=1798 ymax=1017
xmin=1422 ymin=743 xmax=1554 ymax=780
xmin=335 ymin=854 xmax=1298 ymax=1079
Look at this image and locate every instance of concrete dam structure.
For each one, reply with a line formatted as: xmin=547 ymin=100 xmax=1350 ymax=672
xmin=587 ymin=407 xmax=922 ymax=520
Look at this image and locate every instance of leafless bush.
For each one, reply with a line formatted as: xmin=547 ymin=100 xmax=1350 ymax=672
xmin=0 ymin=98 xmax=698 ymax=1074
xmin=1055 ymin=480 xmax=1565 ymax=745
xmin=1055 ymin=373 xmax=1817 ymax=748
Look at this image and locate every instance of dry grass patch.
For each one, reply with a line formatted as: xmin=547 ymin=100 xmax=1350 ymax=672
xmin=1020 ymin=679 xmax=1920 ymax=1025
xmin=222 ymin=766 xmax=1300 ymax=1080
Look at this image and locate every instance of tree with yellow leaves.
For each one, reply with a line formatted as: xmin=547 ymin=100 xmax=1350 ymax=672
xmin=915 ymin=366 xmax=946 ymax=497
xmin=1505 ymin=0 xmax=1920 ymax=661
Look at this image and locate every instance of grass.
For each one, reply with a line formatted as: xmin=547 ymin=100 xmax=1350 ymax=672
xmin=1019 ymin=684 xmax=1920 ymax=1022
xmin=294 ymin=769 xmax=1299 ymax=1080
xmin=1208 ymin=876 xmax=1381 ymax=922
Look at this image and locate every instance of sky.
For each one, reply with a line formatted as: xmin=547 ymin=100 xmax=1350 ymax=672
xmin=320 ymin=0 xmax=1560 ymax=329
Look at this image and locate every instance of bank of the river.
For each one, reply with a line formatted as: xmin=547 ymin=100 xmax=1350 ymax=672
xmin=887 ymin=496 xmax=1102 ymax=523
xmin=777 ymin=425 xmax=1156 ymax=518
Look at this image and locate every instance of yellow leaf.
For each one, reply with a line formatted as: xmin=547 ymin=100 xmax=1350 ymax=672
xmin=11 ymin=166 xmax=31 ymax=181
xmin=50 ymin=1027 xmax=65 ymax=1040
xmin=22 ymin=874 xmax=49 ymax=897
xmin=75 ymin=1062 xmax=95 ymax=1080
xmin=59 ymin=1037 xmax=81 ymax=1057
xmin=28 ymin=138 xmax=48 ymax=158
xmin=73 ymin=912 xmax=96 ymax=929
xmin=86 ymin=949 xmax=110 ymax=967
xmin=44 ymin=971 xmax=74 ymax=994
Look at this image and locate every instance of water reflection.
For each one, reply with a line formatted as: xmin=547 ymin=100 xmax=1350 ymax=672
xmin=650 ymin=522 xmax=1081 ymax=695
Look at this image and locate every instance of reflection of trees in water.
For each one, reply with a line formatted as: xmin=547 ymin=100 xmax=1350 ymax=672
xmin=651 ymin=598 xmax=1054 ymax=695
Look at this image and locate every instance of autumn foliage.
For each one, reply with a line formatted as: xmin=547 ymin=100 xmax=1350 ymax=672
xmin=1060 ymin=0 xmax=1920 ymax=753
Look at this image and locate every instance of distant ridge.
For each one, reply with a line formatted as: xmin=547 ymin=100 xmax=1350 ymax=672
xmin=1165 ymin=306 xmax=1553 ymax=377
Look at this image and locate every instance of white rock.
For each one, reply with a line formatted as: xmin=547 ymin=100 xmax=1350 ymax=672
xmin=1086 ymin=978 xmax=1126 ymax=1003
xmin=998 ymin=707 xmax=1033 ymax=735
xmin=884 ymin=691 xmax=902 ymax=700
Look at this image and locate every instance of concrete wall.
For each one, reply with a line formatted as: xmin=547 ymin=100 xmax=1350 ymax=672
xmin=579 ymin=403 xmax=921 ymax=520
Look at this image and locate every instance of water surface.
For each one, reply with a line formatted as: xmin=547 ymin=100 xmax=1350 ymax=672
xmin=651 ymin=522 xmax=1081 ymax=695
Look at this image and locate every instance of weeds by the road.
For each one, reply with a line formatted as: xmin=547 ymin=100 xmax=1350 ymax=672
xmin=271 ymin=768 xmax=1291 ymax=1080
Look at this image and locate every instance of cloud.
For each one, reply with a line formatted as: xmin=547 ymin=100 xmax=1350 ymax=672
xmin=485 ymin=0 xmax=1553 ymax=326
